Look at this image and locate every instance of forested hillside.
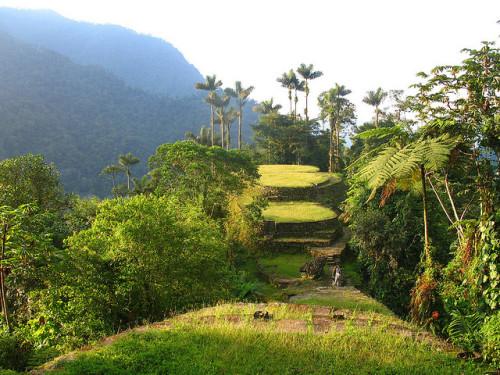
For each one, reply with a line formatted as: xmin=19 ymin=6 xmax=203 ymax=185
xmin=0 ymin=30 xmax=210 ymax=196
xmin=0 ymin=8 xmax=259 ymax=197
xmin=0 ymin=7 xmax=202 ymax=97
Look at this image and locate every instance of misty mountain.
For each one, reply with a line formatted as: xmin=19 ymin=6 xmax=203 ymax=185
xmin=0 ymin=7 xmax=202 ymax=97
xmin=0 ymin=30 xmax=210 ymax=196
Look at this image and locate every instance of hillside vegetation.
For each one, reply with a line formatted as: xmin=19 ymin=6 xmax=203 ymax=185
xmin=0 ymin=28 xmax=257 ymax=197
xmin=0 ymin=8 xmax=259 ymax=197
xmin=0 ymin=7 xmax=202 ymax=97
xmin=26 ymin=164 xmax=492 ymax=374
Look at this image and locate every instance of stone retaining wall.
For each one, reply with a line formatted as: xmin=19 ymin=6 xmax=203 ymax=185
xmin=261 ymin=217 xmax=340 ymax=237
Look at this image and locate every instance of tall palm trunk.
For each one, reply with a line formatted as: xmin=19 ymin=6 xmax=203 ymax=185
xmin=335 ymin=120 xmax=341 ymax=171
xmin=304 ymin=86 xmax=309 ymax=121
xmin=220 ymin=119 xmax=225 ymax=149
xmin=238 ymin=110 xmax=242 ymax=150
xmin=210 ymin=106 xmax=215 ymax=147
xmin=329 ymin=117 xmax=334 ymax=173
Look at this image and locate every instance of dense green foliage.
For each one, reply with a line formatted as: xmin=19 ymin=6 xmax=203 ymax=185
xmin=149 ymin=141 xmax=259 ymax=219
xmin=251 ymin=113 xmax=329 ymax=167
xmin=343 ymin=41 xmax=499 ymax=360
xmin=0 ymin=143 xmax=263 ymax=372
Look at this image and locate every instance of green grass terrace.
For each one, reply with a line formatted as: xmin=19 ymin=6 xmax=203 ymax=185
xmin=262 ymin=202 xmax=337 ymax=223
xmin=258 ymin=164 xmax=336 ymax=188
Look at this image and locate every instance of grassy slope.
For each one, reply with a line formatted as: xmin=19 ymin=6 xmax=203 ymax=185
xmin=39 ymin=304 xmax=488 ymax=375
xmin=262 ymin=201 xmax=337 ymax=222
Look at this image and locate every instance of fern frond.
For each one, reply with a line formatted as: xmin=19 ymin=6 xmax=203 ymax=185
xmin=353 ymin=125 xmax=404 ymax=140
xmin=420 ymin=135 xmax=456 ymax=171
xmin=358 ymin=146 xmax=399 ymax=188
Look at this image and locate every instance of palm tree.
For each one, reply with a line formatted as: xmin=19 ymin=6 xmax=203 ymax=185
xmin=185 ymin=125 xmax=221 ymax=147
xmin=205 ymin=92 xmax=231 ymax=148
xmin=131 ymin=175 xmax=153 ymax=195
xmin=224 ymin=82 xmax=255 ymax=149
xmin=195 ymin=75 xmax=223 ymax=146
xmin=118 ymin=152 xmax=140 ymax=190
xmin=297 ymin=64 xmax=323 ymax=121
xmin=253 ymin=98 xmax=282 ymax=115
xmin=277 ymin=70 xmax=297 ymax=116
xmin=362 ymin=88 xmax=388 ymax=127
xmin=217 ymin=106 xmax=237 ymax=150
xmin=318 ymin=84 xmax=356 ymax=172
xmin=292 ymin=76 xmax=305 ymax=120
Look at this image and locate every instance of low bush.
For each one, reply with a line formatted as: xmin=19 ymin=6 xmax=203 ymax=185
xmin=481 ymin=311 xmax=500 ymax=365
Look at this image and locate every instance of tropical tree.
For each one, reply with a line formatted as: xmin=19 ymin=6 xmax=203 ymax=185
xmin=277 ymin=70 xmax=298 ymax=116
xmin=185 ymin=125 xmax=220 ymax=147
xmin=99 ymin=165 xmax=126 ymax=191
xmin=215 ymin=106 xmax=238 ymax=150
xmin=252 ymin=98 xmax=282 ymax=115
xmin=195 ymin=74 xmax=223 ymax=146
xmin=224 ymin=82 xmax=255 ymax=150
xmin=357 ymin=133 xmax=456 ymax=265
xmin=0 ymin=204 xmax=55 ymax=331
xmin=297 ymin=63 xmax=323 ymax=121
xmin=205 ymin=92 xmax=232 ymax=149
xmin=118 ymin=152 xmax=140 ymax=190
xmin=149 ymin=141 xmax=259 ymax=219
xmin=131 ymin=175 xmax=154 ymax=195
xmin=318 ymin=84 xmax=356 ymax=172
xmin=363 ymin=88 xmax=388 ymax=127
xmin=0 ymin=154 xmax=68 ymax=213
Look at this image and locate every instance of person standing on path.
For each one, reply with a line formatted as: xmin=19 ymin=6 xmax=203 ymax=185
xmin=333 ymin=265 xmax=341 ymax=287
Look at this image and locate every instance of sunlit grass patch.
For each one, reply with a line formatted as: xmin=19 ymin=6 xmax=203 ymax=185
xmin=299 ymin=294 xmax=394 ymax=316
xmin=56 ymin=318 xmax=486 ymax=375
xmin=263 ymin=202 xmax=337 ymax=222
xmin=259 ymin=253 xmax=312 ymax=279
xmin=259 ymin=164 xmax=320 ymax=174
xmin=257 ymin=164 xmax=332 ymax=188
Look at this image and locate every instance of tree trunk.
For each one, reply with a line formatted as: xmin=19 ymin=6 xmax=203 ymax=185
xmin=238 ymin=108 xmax=242 ymax=150
xmin=1 ymin=222 xmax=10 ymax=331
xmin=220 ymin=118 xmax=225 ymax=149
xmin=421 ymin=165 xmax=431 ymax=267
xmin=335 ymin=120 xmax=341 ymax=172
xmin=304 ymin=82 xmax=309 ymax=122
xmin=329 ymin=117 xmax=334 ymax=173
xmin=210 ymin=105 xmax=215 ymax=147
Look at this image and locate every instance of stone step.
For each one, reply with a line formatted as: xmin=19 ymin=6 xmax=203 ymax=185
xmin=272 ymin=237 xmax=332 ymax=250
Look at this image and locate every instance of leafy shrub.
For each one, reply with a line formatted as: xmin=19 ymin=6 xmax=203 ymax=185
xmin=446 ymin=311 xmax=483 ymax=352
xmin=64 ymin=195 xmax=233 ymax=325
xmin=481 ymin=312 xmax=500 ymax=365
xmin=0 ymin=331 xmax=28 ymax=372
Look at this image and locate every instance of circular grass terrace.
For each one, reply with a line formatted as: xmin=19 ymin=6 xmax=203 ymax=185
xmin=258 ymin=164 xmax=332 ymax=188
xmin=262 ymin=201 xmax=337 ymax=223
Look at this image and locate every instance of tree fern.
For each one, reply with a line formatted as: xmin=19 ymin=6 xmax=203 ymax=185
xmin=359 ymin=135 xmax=455 ymax=192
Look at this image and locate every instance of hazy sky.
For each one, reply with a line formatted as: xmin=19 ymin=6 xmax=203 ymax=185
xmin=0 ymin=0 xmax=499 ymax=124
